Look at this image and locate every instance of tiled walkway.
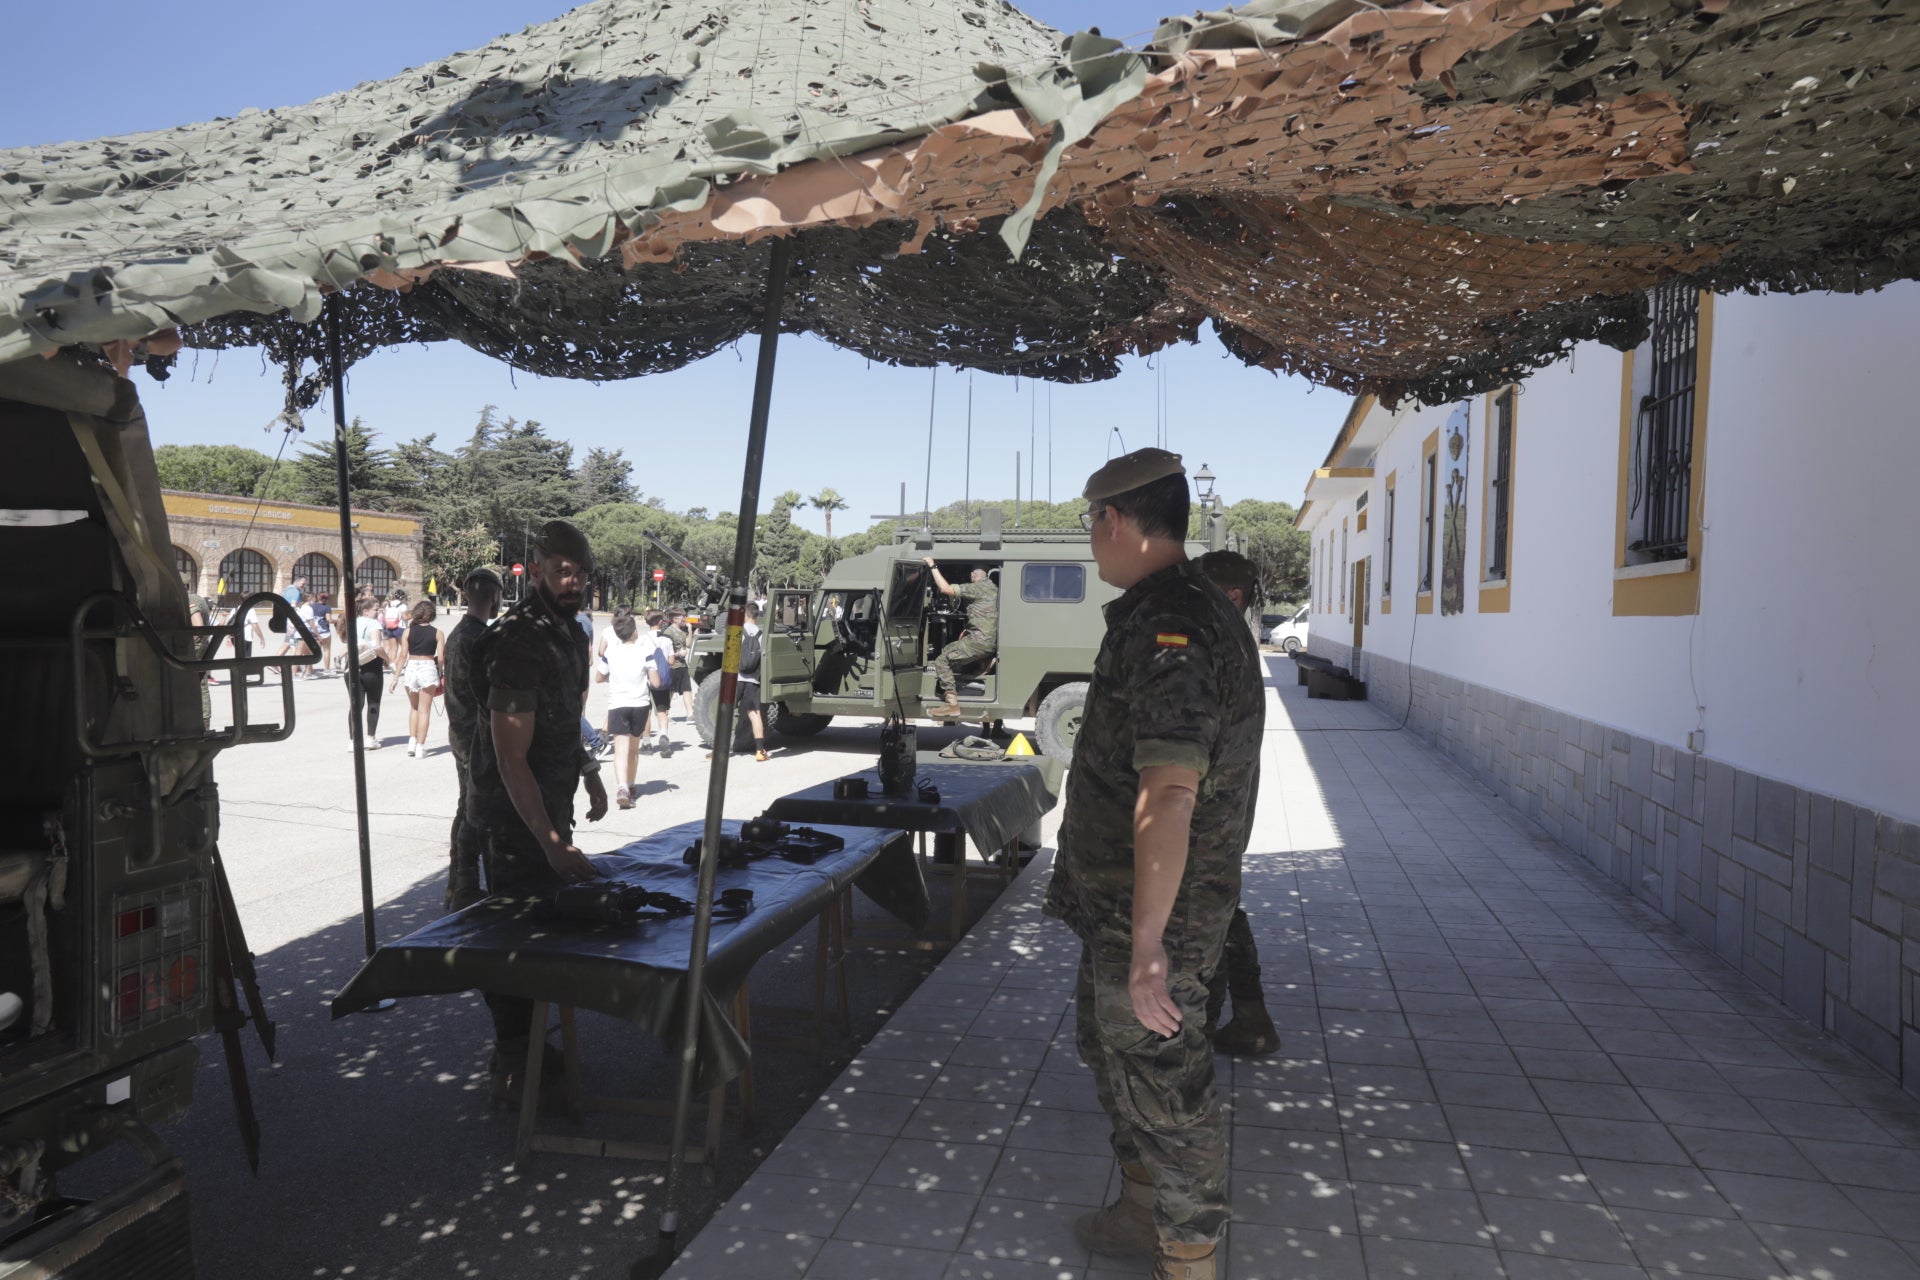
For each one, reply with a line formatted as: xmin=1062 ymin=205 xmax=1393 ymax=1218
xmin=671 ymin=674 xmax=1920 ymax=1279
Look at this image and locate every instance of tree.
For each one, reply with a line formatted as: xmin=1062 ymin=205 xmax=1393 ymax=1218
xmin=573 ymin=447 xmax=635 ymax=510
xmin=289 ymin=417 xmax=402 ymax=508
xmin=809 ymin=487 xmax=849 ymax=539
xmin=154 ymin=443 xmax=300 ymax=501
xmin=1225 ymin=499 xmax=1310 ymax=606
xmin=750 ymin=490 xmax=808 ymax=595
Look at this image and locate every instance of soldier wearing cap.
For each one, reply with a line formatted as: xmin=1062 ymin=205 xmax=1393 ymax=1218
xmin=441 ymin=565 xmax=504 ymax=913
xmin=466 ymin=520 xmax=609 ymax=1100
xmin=1047 ymin=448 xmax=1264 ymax=1280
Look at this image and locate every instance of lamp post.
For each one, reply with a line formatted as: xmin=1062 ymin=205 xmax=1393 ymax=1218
xmin=1195 ymin=463 xmax=1225 ymax=551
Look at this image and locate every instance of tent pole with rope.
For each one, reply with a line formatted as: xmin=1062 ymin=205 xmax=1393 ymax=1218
xmin=643 ymin=234 xmax=792 ymax=1275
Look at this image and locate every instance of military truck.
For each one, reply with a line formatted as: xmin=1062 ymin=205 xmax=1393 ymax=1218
xmin=0 ymin=353 xmax=300 ymax=1277
xmin=688 ymin=511 xmax=1216 ymax=757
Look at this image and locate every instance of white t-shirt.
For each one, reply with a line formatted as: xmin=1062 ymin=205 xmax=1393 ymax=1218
xmin=355 ymin=615 xmax=384 ymax=669
xmin=601 ymin=629 xmax=673 ymax=709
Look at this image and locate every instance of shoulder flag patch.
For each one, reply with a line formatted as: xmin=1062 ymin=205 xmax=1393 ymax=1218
xmin=1155 ymin=632 xmax=1189 ymax=648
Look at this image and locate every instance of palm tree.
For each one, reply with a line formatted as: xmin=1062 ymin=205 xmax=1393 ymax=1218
xmin=809 ymin=487 xmax=849 ymax=539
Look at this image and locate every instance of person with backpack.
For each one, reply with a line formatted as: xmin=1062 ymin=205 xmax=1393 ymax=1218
xmin=595 ymin=606 xmax=654 ymax=809
xmin=706 ymin=601 xmax=770 ymax=762
xmin=640 ymin=610 xmax=677 ymax=754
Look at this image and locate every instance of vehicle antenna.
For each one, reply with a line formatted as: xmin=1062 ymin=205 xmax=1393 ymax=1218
xmin=1029 ymin=381 xmax=1036 ymax=521
xmin=922 ymin=366 xmax=936 ymax=525
xmin=964 ymin=372 xmax=973 ymax=526
xmin=1048 ymin=387 xmax=1053 ymax=505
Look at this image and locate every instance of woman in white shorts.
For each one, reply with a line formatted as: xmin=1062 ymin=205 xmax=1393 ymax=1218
xmin=394 ymin=599 xmax=445 ymax=757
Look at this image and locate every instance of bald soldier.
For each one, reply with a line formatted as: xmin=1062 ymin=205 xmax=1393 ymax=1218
xmin=1048 ymin=449 xmax=1264 ymax=1280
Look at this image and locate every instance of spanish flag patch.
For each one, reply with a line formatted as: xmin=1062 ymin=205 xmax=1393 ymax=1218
xmin=1155 ymin=633 xmax=1189 ymax=648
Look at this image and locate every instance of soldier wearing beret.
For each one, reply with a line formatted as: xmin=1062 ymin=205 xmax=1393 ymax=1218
xmin=441 ymin=565 xmax=504 ymax=913
xmin=1048 ymin=449 xmax=1264 ymax=1280
xmin=466 ymin=520 xmax=609 ymax=1101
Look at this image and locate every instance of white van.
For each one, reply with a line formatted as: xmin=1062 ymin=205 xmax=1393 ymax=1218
xmin=1260 ymin=606 xmax=1310 ymax=654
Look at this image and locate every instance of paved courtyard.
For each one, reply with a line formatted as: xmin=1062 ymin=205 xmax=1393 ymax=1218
xmin=671 ymin=670 xmax=1920 ymax=1280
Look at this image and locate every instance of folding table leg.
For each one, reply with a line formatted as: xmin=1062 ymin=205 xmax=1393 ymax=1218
xmin=828 ymin=894 xmax=852 ymax=1035
xmin=812 ymin=910 xmax=831 ymax=1042
xmin=949 ymin=844 xmax=969 ymax=942
xmin=559 ymin=1004 xmax=584 ymax=1111
xmin=731 ymin=986 xmax=756 ymax=1133
xmin=515 ymin=1000 xmax=550 ymax=1164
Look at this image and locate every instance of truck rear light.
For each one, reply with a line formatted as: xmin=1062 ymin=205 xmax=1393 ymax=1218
xmin=108 ymin=885 xmax=208 ymax=1037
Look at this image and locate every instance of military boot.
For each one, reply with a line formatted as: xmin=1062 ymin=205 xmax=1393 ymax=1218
xmin=1153 ymin=1240 xmax=1217 ymax=1280
xmin=1209 ymin=997 xmax=1279 ymax=1056
xmin=928 ymin=694 xmax=962 ymax=719
xmin=1072 ymin=1163 xmax=1157 ymax=1260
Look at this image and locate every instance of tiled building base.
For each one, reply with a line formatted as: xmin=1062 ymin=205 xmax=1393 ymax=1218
xmin=1323 ymin=640 xmax=1920 ymax=1099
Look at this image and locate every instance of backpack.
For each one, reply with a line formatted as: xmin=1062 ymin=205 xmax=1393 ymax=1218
xmin=646 ymin=644 xmax=673 ymax=690
xmin=737 ymin=629 xmax=762 ymax=676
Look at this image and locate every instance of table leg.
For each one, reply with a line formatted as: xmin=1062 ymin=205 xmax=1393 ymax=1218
xmin=559 ymin=1004 xmax=583 ymax=1112
xmin=828 ymin=891 xmax=851 ymax=1036
xmin=949 ymin=840 xmax=969 ymax=943
xmin=515 ymin=1000 xmax=550 ymax=1164
xmin=731 ymin=987 xmax=755 ymax=1134
xmin=812 ymin=910 xmax=830 ymax=1041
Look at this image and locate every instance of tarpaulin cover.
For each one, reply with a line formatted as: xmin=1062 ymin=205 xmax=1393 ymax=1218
xmin=328 ymin=821 xmax=920 ymax=1091
xmin=7 ymin=0 xmax=1920 ymax=405
xmin=763 ymin=754 xmax=1058 ymax=859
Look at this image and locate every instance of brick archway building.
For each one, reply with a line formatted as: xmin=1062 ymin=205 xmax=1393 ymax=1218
xmin=162 ymin=491 xmax=425 ymax=606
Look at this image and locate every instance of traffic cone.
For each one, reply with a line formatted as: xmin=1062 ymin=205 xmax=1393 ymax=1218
xmin=1006 ymin=733 xmax=1035 ymax=756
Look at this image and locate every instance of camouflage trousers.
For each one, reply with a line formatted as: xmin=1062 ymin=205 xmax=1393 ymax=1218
xmin=480 ymin=820 xmax=568 ymax=1042
xmin=1075 ymin=944 xmax=1229 ymax=1245
xmin=445 ymin=738 xmax=487 ymax=913
xmin=929 ymin=630 xmax=995 ymax=700
xmin=1204 ymin=907 xmax=1264 ymax=1027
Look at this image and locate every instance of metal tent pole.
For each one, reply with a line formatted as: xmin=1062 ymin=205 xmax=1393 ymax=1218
xmin=645 ymin=235 xmax=791 ymax=1275
xmin=324 ymin=294 xmax=383 ymax=963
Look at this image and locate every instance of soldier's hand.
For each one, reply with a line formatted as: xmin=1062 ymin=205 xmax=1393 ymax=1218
xmin=1128 ymin=938 xmax=1183 ymax=1038
xmin=584 ymin=772 xmax=610 ymax=822
xmin=543 ymin=839 xmax=598 ymax=883
xmin=923 ymin=556 xmax=935 ymax=567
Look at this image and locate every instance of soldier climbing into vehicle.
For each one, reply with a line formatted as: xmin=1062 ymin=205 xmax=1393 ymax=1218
xmin=924 ymin=557 xmax=997 ymax=719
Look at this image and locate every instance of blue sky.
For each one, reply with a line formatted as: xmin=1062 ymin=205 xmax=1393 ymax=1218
xmin=4 ymin=2 xmax=1347 ymax=530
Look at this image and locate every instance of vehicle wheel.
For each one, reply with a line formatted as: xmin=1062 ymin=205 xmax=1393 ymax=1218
xmin=769 ymin=703 xmax=832 ymax=738
xmin=693 ymin=670 xmax=755 ymax=751
xmin=1033 ymin=682 xmax=1089 ymax=759
xmin=1282 ymin=637 xmax=1303 ymax=655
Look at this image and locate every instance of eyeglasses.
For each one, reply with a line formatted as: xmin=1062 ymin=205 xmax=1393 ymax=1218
xmin=1079 ymin=503 xmax=1108 ymax=531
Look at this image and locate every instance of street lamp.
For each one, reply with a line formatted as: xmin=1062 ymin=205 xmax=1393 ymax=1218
xmin=1194 ymin=464 xmax=1216 ymax=502
xmin=1194 ymin=464 xmax=1225 ymax=551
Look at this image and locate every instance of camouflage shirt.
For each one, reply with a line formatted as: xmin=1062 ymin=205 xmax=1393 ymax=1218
xmin=953 ymin=578 xmax=998 ymax=641
xmin=441 ymin=613 xmax=491 ymax=761
xmin=1043 ymin=559 xmax=1264 ymax=961
xmin=465 ymin=590 xmax=592 ymax=830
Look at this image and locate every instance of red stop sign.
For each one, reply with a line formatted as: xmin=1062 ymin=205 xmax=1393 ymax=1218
xmin=652 ymin=569 xmax=666 ymax=582
xmin=511 ymin=563 xmax=524 ymax=576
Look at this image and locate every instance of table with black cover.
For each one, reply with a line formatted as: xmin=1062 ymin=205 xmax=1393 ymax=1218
xmin=763 ymin=752 xmax=1061 ymax=942
xmin=330 ymin=820 xmax=923 ymax=1161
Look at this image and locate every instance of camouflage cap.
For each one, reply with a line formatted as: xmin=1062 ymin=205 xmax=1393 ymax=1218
xmin=463 ymin=565 xmax=504 ymax=592
xmin=1083 ymin=447 xmax=1184 ymax=501
xmin=533 ymin=518 xmax=594 ymax=572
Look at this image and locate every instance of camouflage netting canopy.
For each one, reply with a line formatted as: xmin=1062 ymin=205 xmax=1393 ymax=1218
xmin=5 ymin=0 xmax=1920 ymax=405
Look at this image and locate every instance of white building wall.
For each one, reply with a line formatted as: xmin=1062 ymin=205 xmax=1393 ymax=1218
xmin=1305 ymin=283 xmax=1920 ymax=824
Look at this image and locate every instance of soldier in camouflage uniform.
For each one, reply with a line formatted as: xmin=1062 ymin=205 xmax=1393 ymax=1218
xmin=440 ymin=566 xmax=502 ymax=913
xmin=1192 ymin=550 xmax=1277 ymax=1057
xmin=1044 ymin=449 xmax=1264 ymax=1280
xmin=923 ymin=558 xmax=997 ymax=718
xmin=466 ymin=521 xmax=609 ymax=1100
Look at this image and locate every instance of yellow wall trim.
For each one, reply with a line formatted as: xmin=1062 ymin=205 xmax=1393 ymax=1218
xmin=1415 ymin=592 xmax=1434 ymax=615
xmin=1477 ymin=584 xmax=1511 ymax=613
xmin=163 ymin=490 xmax=422 ymax=538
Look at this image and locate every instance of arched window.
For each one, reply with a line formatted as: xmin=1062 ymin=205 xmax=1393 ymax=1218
xmin=292 ymin=551 xmax=338 ymax=600
xmin=173 ymin=546 xmax=199 ymax=590
xmin=357 ymin=557 xmax=398 ymax=599
xmin=218 ymin=549 xmax=273 ymax=600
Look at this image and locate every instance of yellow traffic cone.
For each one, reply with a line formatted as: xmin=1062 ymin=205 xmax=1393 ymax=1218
xmin=1006 ymin=733 xmax=1035 ymax=756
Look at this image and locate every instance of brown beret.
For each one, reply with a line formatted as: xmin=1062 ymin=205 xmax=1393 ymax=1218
xmin=1083 ymin=447 xmax=1185 ymax=502
xmin=533 ymin=518 xmax=594 ymax=572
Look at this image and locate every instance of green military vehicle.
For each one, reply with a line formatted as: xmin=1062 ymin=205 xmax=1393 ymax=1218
xmin=688 ymin=511 xmax=1217 ymax=757
xmin=1 ymin=353 xmax=297 ymax=1277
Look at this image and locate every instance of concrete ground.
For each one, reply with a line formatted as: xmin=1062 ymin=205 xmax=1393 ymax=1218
xmin=123 ymin=646 xmax=1031 ymax=1279
xmin=668 ymin=666 xmax=1920 ymax=1280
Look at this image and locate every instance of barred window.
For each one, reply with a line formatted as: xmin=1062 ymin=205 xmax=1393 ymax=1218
xmin=1419 ymin=450 xmax=1437 ymax=592
xmin=1628 ymin=283 xmax=1700 ymax=563
xmin=292 ymin=552 xmax=338 ymax=600
xmin=1486 ymin=388 xmax=1516 ymax=581
xmin=357 ymin=556 xmax=398 ymax=599
xmin=1381 ymin=482 xmax=1396 ymax=597
xmin=217 ymin=549 xmax=272 ymax=599
xmin=173 ymin=546 xmax=198 ymax=590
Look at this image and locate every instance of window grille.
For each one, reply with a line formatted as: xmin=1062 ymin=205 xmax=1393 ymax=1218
xmin=218 ymin=549 xmax=272 ymax=598
xmin=357 ymin=556 xmax=397 ymax=599
xmin=1629 ymin=283 xmax=1699 ymax=562
xmin=292 ymin=552 xmax=338 ymax=599
xmin=1382 ymin=485 xmax=1395 ymax=597
xmin=1488 ymin=389 xmax=1515 ymax=580
xmin=173 ymin=546 xmax=198 ymax=589
xmin=1419 ymin=452 xmax=1437 ymax=592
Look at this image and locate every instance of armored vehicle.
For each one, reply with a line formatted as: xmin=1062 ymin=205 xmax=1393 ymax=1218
xmin=689 ymin=512 xmax=1215 ymax=757
xmin=1 ymin=354 xmax=298 ymax=1276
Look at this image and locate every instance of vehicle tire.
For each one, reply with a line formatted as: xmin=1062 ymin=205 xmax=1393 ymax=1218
xmin=1033 ymin=682 xmax=1088 ymax=759
xmin=1281 ymin=636 xmax=1303 ymax=655
xmin=769 ymin=703 xmax=832 ymax=738
xmin=693 ymin=670 xmax=755 ymax=751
